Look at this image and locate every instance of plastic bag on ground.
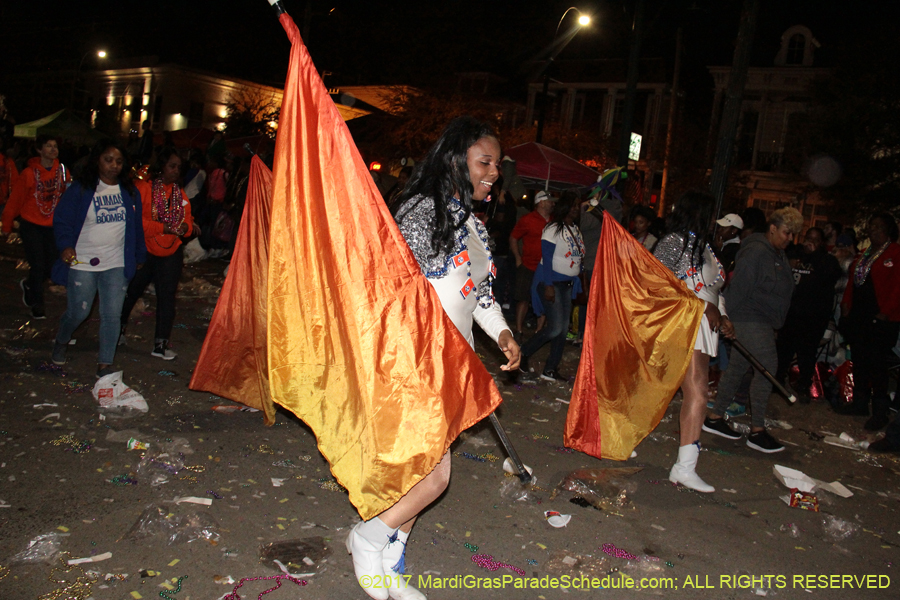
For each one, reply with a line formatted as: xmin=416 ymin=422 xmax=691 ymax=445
xmin=93 ymin=371 xmax=148 ymax=413
xmin=123 ymin=504 xmax=221 ymax=545
xmin=182 ymin=237 xmax=209 ymax=264
xmin=499 ymin=476 xmax=540 ymax=503
xmin=822 ymin=515 xmax=859 ymax=540
xmin=136 ymin=452 xmax=184 ymax=485
xmin=552 ymin=467 xmax=642 ymax=509
xmin=7 ymin=532 xmax=64 ymax=565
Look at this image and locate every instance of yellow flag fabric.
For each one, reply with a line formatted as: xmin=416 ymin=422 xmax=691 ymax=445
xmin=189 ymin=157 xmax=275 ymax=424
xmin=266 ymin=13 xmax=502 ymax=520
xmin=566 ymin=216 xmax=703 ymax=460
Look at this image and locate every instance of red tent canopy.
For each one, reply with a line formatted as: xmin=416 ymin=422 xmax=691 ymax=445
xmin=504 ymin=142 xmax=599 ymax=191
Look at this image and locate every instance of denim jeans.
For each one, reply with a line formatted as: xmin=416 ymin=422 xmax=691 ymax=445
xmin=521 ymin=281 xmax=573 ymax=373
xmin=56 ymin=267 xmax=128 ymax=365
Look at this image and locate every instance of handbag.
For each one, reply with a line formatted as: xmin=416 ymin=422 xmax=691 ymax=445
xmin=212 ymin=211 xmax=235 ymax=243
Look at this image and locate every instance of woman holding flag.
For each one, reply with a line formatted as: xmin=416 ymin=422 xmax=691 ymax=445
xmin=344 ymin=116 xmax=520 ymax=600
xmin=654 ymin=190 xmax=733 ymax=493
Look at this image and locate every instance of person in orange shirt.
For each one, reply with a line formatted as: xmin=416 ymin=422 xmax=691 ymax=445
xmin=119 ymin=148 xmax=194 ymax=360
xmin=1 ymin=135 xmax=71 ymax=318
xmin=0 ymin=137 xmax=19 ymax=209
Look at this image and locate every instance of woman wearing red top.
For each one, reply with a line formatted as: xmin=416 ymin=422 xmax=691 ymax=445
xmin=1 ymin=135 xmax=71 ymax=318
xmin=119 ymin=148 xmax=194 ymax=360
xmin=837 ymin=213 xmax=900 ymax=431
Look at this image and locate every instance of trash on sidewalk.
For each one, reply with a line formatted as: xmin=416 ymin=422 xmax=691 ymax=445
xmin=123 ymin=504 xmax=221 ymax=545
xmin=821 ymin=515 xmax=859 ymax=540
xmin=773 ymin=465 xmax=853 ymax=498
xmin=259 ymin=537 xmax=332 ymax=575
xmin=212 ymin=405 xmax=260 ymax=415
xmin=499 ymin=476 xmax=541 ymax=503
xmin=544 ymin=511 xmax=572 ymax=528
xmin=93 ymin=371 xmax=148 ymax=414
xmin=823 ymin=432 xmax=869 ymax=451
xmin=7 ymin=532 xmax=64 ymax=564
xmin=551 ymin=467 xmax=642 ymax=510
xmin=779 ymin=523 xmax=801 ymax=538
xmin=67 ymin=552 xmax=112 ymax=565
xmin=782 ymin=489 xmax=819 ymax=512
xmin=502 ymin=457 xmax=533 ymax=477
xmin=136 ymin=452 xmax=184 ymax=486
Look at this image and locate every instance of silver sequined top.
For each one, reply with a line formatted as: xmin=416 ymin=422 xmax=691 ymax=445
xmin=395 ymin=194 xmax=493 ymax=305
xmin=654 ymin=231 xmax=724 ymax=305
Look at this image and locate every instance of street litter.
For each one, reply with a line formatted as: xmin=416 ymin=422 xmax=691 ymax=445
xmin=782 ymin=489 xmax=819 ymax=512
xmin=499 ymin=476 xmax=541 ymax=503
xmin=38 ymin=412 xmax=61 ymax=422
xmin=212 ymin=405 xmax=260 ymax=414
xmin=136 ymin=452 xmax=184 ymax=485
xmin=544 ymin=511 xmax=572 ymax=528
xmin=823 ymin=432 xmax=869 ymax=450
xmin=123 ymin=503 xmax=221 ymax=545
xmin=773 ymin=465 xmax=853 ymax=498
xmin=67 ymin=552 xmax=112 ymax=565
xmin=822 ymin=515 xmax=859 ymax=540
xmin=93 ymin=371 xmax=148 ymax=413
xmin=259 ymin=537 xmax=331 ymax=575
xmin=502 ymin=457 xmax=533 ymax=477
xmin=271 ymin=478 xmax=287 ymax=487
xmin=7 ymin=532 xmax=64 ymax=564
xmin=552 ymin=467 xmax=642 ymax=510
xmin=173 ymin=496 xmax=213 ymax=506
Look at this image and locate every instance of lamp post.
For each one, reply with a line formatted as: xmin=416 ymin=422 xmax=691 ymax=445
xmin=69 ymin=49 xmax=108 ymax=109
xmin=535 ymin=8 xmax=590 ymax=143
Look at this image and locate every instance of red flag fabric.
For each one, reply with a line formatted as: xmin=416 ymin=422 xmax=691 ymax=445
xmin=190 ymin=156 xmax=275 ymax=424
xmin=566 ymin=216 xmax=703 ymax=460
xmin=265 ymin=13 xmax=502 ymax=520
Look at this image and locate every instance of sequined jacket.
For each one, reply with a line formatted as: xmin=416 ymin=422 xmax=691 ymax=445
xmin=654 ymin=231 xmax=724 ymax=306
xmin=394 ymin=194 xmax=493 ymax=306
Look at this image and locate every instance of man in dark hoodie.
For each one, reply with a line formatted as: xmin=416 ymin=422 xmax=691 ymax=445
xmin=703 ymin=207 xmax=803 ymax=453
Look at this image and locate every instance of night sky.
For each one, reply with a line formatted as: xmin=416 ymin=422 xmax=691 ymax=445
xmin=0 ymin=0 xmax=887 ymax=120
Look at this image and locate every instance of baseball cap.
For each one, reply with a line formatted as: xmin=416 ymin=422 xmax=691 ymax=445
xmin=534 ymin=191 xmax=555 ymax=205
xmin=716 ymin=213 xmax=744 ymax=229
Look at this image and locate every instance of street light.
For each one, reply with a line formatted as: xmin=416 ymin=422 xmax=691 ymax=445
xmin=69 ymin=49 xmax=108 ymax=109
xmin=535 ymin=7 xmax=591 ymax=143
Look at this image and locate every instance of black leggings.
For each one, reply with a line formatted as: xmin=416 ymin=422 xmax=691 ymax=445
xmin=19 ymin=220 xmax=57 ymax=309
xmin=121 ymin=246 xmax=184 ymax=341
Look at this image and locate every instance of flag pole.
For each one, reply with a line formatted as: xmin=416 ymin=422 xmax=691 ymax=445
xmin=489 ymin=413 xmax=532 ymax=483
xmin=731 ymin=339 xmax=797 ymax=404
xmin=267 ymin=0 xmax=286 ymax=15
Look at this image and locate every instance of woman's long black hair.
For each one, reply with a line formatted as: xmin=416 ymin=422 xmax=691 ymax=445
xmin=665 ymin=189 xmax=715 ymax=266
xmin=394 ymin=116 xmax=497 ymax=256
xmin=547 ymin=194 xmax=575 ymax=236
xmin=76 ymin=138 xmax=136 ymax=195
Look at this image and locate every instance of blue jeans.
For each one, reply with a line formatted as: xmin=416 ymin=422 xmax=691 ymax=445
xmin=521 ymin=281 xmax=572 ymax=373
xmin=56 ymin=268 xmax=128 ymax=365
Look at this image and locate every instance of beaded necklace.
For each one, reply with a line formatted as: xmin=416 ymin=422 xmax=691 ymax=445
xmin=426 ymin=198 xmax=495 ymax=308
xmin=33 ymin=164 xmax=67 ymax=216
xmin=853 ymin=241 xmax=889 ymax=287
xmin=151 ymin=178 xmax=185 ymax=230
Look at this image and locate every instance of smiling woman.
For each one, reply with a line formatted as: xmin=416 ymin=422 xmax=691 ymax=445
xmin=344 ymin=117 xmax=520 ymax=600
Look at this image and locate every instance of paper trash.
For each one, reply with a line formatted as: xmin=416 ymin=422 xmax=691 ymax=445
xmin=773 ymin=465 xmax=853 ymax=498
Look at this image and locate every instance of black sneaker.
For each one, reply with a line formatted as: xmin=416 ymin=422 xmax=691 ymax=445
xmin=864 ymin=414 xmax=890 ymax=432
xmin=518 ymin=355 xmax=532 ymax=374
xmin=868 ymin=437 xmax=900 ymax=453
xmin=540 ymin=369 xmax=567 ymax=382
xmin=20 ymin=278 xmax=32 ymax=307
xmin=746 ymin=430 xmax=785 ymax=453
xmin=96 ymin=365 xmax=117 ymax=379
xmin=31 ymin=305 xmax=46 ymax=320
xmin=702 ymin=417 xmax=741 ymax=440
xmin=51 ymin=342 xmax=67 ymax=366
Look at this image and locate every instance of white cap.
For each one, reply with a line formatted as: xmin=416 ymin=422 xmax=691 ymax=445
xmin=534 ymin=191 xmax=554 ymax=205
xmin=716 ymin=213 xmax=744 ymax=229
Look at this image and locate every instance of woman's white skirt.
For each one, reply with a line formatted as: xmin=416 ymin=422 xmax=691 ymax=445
xmin=694 ymin=313 xmax=719 ymax=357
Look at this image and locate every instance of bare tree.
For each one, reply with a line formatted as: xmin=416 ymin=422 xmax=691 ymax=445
xmin=223 ymin=87 xmax=281 ymax=139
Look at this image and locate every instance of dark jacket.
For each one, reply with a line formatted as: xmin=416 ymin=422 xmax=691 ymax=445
xmin=788 ymin=247 xmax=842 ymax=322
xmin=724 ymin=232 xmax=794 ymax=328
xmin=51 ymin=180 xmax=147 ymax=285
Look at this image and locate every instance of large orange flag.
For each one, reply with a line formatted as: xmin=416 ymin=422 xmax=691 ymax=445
xmin=190 ymin=156 xmax=275 ymax=424
xmin=266 ymin=13 xmax=502 ymax=520
xmin=566 ymin=216 xmax=703 ymax=460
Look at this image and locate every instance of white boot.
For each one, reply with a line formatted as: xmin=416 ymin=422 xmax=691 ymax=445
xmin=346 ymin=518 xmax=396 ymax=600
xmin=382 ymin=529 xmax=426 ymax=600
xmin=669 ymin=442 xmax=715 ymax=493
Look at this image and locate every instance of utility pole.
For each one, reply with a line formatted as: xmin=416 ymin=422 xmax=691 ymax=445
xmin=658 ymin=28 xmax=682 ymax=217
xmin=617 ymin=0 xmax=646 ymax=169
xmin=709 ymin=0 xmax=759 ymax=220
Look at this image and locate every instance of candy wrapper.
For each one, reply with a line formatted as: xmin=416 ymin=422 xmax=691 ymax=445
xmin=788 ymin=489 xmax=819 ymax=512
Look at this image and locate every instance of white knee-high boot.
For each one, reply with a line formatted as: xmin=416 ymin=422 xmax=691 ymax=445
xmin=346 ymin=517 xmax=396 ymax=600
xmin=669 ymin=441 xmax=715 ymax=493
xmin=382 ymin=529 xmax=426 ymax=600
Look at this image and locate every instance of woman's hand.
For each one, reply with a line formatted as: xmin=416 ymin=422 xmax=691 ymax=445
xmin=705 ymin=302 xmax=721 ymax=331
xmin=720 ymin=316 xmax=735 ymax=339
xmin=498 ymin=330 xmax=521 ymax=371
xmin=60 ymin=247 xmax=77 ymax=264
xmin=543 ymin=284 xmax=556 ymax=304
